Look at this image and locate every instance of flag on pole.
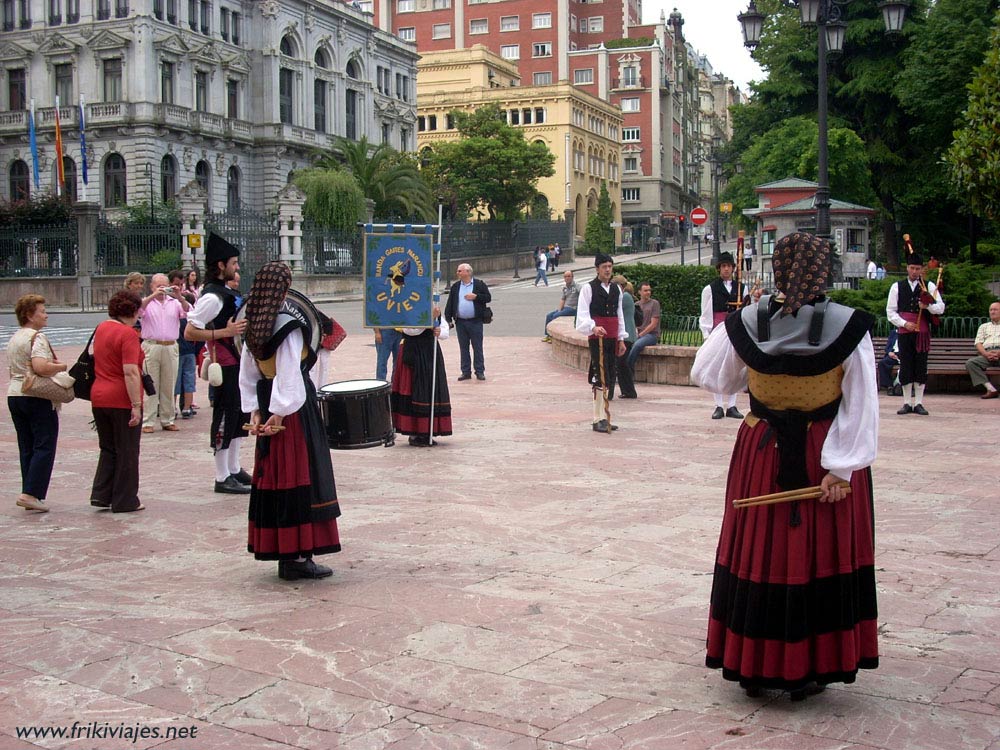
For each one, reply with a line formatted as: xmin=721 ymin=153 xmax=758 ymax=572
xmin=54 ymin=95 xmax=65 ymax=196
xmin=28 ymin=99 xmax=40 ymax=189
xmin=78 ymin=94 xmax=88 ymax=188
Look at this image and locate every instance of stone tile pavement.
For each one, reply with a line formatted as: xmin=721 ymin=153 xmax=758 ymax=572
xmin=1 ymin=334 xmax=999 ymax=750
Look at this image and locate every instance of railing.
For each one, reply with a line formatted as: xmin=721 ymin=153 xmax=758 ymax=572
xmin=155 ymin=103 xmax=190 ymax=127
xmin=658 ymin=315 xmax=703 ymax=346
xmin=301 ymin=221 xmax=362 ymax=275
xmin=89 ymin=102 xmax=132 ymax=124
xmin=612 ymin=76 xmax=646 ymax=89
xmin=95 ymin=219 xmax=182 ymax=275
xmin=871 ymin=316 xmax=987 ymax=339
xmin=36 ymin=106 xmax=79 ymax=127
xmin=0 ymin=110 xmax=27 ymax=132
xmin=0 ymin=222 xmax=79 ymax=278
xmin=224 ymin=118 xmax=253 ymax=140
xmin=190 ymin=111 xmax=224 ymax=136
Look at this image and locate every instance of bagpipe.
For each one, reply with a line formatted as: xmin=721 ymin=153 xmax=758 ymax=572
xmin=916 ymin=265 xmax=944 ymax=328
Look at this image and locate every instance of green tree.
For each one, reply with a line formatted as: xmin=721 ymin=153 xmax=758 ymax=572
xmin=293 ymin=168 xmax=366 ymax=232
xmin=424 ymin=105 xmax=555 ymax=220
xmin=316 ymin=136 xmax=435 ymax=221
xmin=945 ymin=10 xmax=1000 ymax=223
xmin=582 ymin=182 xmax=614 ymax=255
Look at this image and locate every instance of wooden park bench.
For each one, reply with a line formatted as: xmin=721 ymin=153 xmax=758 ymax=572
xmin=872 ymin=336 xmax=1000 ymax=392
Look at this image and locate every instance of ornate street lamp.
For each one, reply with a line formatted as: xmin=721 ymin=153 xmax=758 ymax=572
xmin=739 ymin=0 xmax=910 ymax=241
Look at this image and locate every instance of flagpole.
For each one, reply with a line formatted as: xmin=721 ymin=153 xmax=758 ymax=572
xmin=28 ymin=99 xmax=40 ymax=190
xmin=53 ymin=95 xmax=63 ymax=197
xmin=79 ymin=94 xmax=88 ymax=202
xmin=427 ymin=201 xmax=443 ymax=445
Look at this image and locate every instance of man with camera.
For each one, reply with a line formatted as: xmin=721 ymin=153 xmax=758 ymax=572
xmin=139 ymin=273 xmax=189 ymax=433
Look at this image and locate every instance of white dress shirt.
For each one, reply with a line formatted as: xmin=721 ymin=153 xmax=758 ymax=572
xmin=575 ymin=281 xmax=626 ymax=340
xmin=239 ymin=328 xmax=306 ymax=417
xmin=886 ymin=279 xmax=945 ymax=327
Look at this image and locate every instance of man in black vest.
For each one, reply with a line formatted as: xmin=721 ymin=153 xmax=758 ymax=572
xmin=575 ymin=253 xmax=626 ymax=432
xmin=184 ymin=233 xmax=252 ymax=493
xmin=699 ymin=251 xmax=747 ymax=419
xmin=886 ymin=253 xmax=945 ymax=415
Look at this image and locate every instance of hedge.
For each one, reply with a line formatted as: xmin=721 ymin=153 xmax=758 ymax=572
xmin=612 ymin=262 xmax=717 ymax=317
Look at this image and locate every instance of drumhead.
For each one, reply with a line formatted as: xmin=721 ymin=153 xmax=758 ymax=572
xmin=320 ymin=379 xmax=389 ymax=394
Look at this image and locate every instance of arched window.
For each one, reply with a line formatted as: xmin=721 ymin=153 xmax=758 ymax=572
xmin=103 ymin=153 xmax=127 ymax=207
xmin=345 ymin=60 xmax=361 ymax=141
xmin=280 ymin=35 xmax=296 ymax=57
xmin=160 ymin=154 xmax=177 ymax=202
xmin=62 ymin=156 xmax=77 ymax=202
xmin=314 ymin=48 xmax=329 ymax=68
xmin=9 ymin=159 xmax=29 ymax=201
xmin=195 ymin=160 xmax=211 ymax=207
xmin=226 ymin=165 xmax=240 ymax=211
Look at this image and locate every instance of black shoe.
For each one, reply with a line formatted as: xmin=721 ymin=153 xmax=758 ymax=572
xmin=214 ymin=476 xmax=251 ymax=494
xmin=278 ymin=558 xmax=333 ymax=581
xmin=457 ymin=374 xmax=472 ymax=381
xmin=475 ymin=374 xmax=486 ymax=381
xmin=745 ymin=686 xmax=764 ymax=698
xmin=620 ymin=393 xmax=638 ymax=399
xmin=232 ymin=469 xmax=253 ymax=485
xmin=897 ymin=404 xmax=913 ymax=415
xmin=891 ymin=385 xmax=904 ymax=396
xmin=711 ymin=407 xmax=725 ymax=420
xmin=912 ymin=403 xmax=929 ymax=416
xmin=592 ymin=420 xmax=619 ymax=432
xmin=726 ymin=406 xmax=744 ymax=419
xmin=790 ymin=682 xmax=825 ymax=701
xmin=408 ymin=435 xmax=437 ymax=446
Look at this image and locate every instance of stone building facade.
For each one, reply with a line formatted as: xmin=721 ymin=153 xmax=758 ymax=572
xmin=0 ymin=0 xmax=417 ymax=213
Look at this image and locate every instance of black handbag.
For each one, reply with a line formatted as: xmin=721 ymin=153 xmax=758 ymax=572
xmin=68 ymin=329 xmax=96 ymax=401
xmin=482 ymin=306 xmax=494 ymax=324
xmin=142 ymin=372 xmax=156 ymax=396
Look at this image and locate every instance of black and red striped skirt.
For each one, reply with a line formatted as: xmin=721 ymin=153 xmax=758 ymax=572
xmin=706 ymin=417 xmax=878 ymax=691
xmin=391 ymin=336 xmax=452 ymax=437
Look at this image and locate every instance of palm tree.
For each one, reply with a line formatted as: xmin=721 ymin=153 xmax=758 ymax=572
xmin=315 ymin=136 xmax=435 ymax=221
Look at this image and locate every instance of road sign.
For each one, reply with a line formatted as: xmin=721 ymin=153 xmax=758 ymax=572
xmin=720 ymin=202 xmax=733 ymax=214
xmin=690 ymin=207 xmax=709 ymax=226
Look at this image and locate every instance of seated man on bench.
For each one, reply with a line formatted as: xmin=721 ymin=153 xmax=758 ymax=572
xmin=966 ymin=301 xmax=1000 ymax=399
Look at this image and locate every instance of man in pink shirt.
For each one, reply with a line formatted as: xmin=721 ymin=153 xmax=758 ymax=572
xmin=140 ymin=273 xmax=190 ymax=432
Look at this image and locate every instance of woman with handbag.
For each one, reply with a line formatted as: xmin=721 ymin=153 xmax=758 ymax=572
xmin=89 ymin=291 xmax=146 ymax=513
xmin=6 ymin=294 xmax=67 ymax=513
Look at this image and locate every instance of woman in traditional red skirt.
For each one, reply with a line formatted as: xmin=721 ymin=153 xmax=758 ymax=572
xmin=239 ymin=262 xmax=341 ymax=581
xmin=391 ymin=310 xmax=452 ymax=446
xmin=691 ymin=232 xmax=879 ymax=700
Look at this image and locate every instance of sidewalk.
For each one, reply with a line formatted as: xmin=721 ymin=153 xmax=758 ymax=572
xmin=1 ymin=336 xmax=998 ymax=749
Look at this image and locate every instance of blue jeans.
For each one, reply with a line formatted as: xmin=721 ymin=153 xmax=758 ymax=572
xmin=625 ymin=332 xmax=659 ymax=369
xmin=534 ymin=268 xmax=548 ymax=286
xmin=544 ymin=306 xmax=576 ymax=335
xmin=8 ymin=396 xmax=59 ymax=500
xmin=375 ymin=328 xmax=403 ymax=381
xmin=455 ymin=318 xmax=485 ymax=377
xmin=175 ymin=352 xmax=196 ymax=395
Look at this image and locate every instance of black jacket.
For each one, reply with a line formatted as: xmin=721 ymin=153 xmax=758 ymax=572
xmin=444 ymin=278 xmax=492 ymax=323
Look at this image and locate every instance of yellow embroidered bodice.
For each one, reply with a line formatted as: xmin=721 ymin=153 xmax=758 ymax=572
xmin=747 ymin=364 xmax=844 ymax=412
xmin=255 ymin=345 xmax=309 ymax=379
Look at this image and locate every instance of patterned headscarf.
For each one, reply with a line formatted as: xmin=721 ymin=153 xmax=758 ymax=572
xmin=771 ymin=232 xmax=831 ymax=315
xmin=243 ymin=261 xmax=292 ymax=359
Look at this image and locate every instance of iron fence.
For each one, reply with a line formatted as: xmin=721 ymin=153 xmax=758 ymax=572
xmin=301 ymin=221 xmax=363 ymax=275
xmin=658 ymin=315 xmax=703 ymax=346
xmin=204 ymin=207 xmax=279 ymax=290
xmin=0 ymin=222 xmax=78 ymax=277
xmin=96 ymin=219 xmax=183 ymax=275
xmin=442 ymin=220 xmax=571 ymax=259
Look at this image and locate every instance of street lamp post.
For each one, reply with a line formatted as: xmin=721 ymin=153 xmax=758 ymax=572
xmin=738 ymin=0 xmax=910 ymax=242
xmin=711 ymin=135 xmax=722 ymax=263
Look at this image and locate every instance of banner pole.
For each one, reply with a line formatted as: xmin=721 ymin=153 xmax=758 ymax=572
xmin=427 ymin=202 xmax=443 ymax=445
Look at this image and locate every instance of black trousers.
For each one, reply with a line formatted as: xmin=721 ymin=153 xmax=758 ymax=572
xmin=617 ymin=341 xmax=637 ymax=398
xmin=588 ymin=338 xmax=618 ymax=396
xmin=8 ymin=396 xmax=59 ymax=500
xmin=896 ymin=333 xmax=928 ymax=384
xmin=91 ymin=407 xmax=142 ymax=512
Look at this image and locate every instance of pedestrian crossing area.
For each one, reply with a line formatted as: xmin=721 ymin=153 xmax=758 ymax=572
xmin=0 ymin=326 xmax=95 ymax=350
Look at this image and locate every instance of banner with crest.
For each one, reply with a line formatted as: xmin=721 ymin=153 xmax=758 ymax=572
xmin=363 ymin=230 xmax=435 ymax=329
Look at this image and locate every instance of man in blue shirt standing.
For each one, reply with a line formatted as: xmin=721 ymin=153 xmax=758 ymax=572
xmin=444 ymin=263 xmax=492 ymax=381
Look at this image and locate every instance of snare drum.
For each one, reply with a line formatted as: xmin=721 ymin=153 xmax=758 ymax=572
xmin=317 ymin=379 xmax=395 ymax=449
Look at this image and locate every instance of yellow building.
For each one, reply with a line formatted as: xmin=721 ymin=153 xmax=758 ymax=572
xmin=416 ymin=46 xmax=622 ymax=241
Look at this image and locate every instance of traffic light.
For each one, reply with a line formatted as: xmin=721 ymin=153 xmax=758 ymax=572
xmin=678 ymin=215 xmax=687 ymax=231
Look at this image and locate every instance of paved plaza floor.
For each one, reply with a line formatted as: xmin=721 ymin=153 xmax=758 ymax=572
xmin=1 ymin=333 xmax=999 ymax=750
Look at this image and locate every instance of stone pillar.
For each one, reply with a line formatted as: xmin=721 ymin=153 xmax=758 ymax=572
xmin=276 ymin=183 xmax=306 ymax=271
xmin=365 ymin=198 xmax=375 ymax=224
xmin=175 ymin=180 xmax=208 ymax=270
xmin=563 ymin=209 xmax=577 ymax=262
xmin=74 ymin=201 xmax=100 ymax=310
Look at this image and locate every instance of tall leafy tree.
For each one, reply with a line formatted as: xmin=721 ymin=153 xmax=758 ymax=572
xmin=582 ymin=182 xmax=614 ymax=254
xmin=293 ymin=169 xmax=366 ymax=232
xmin=315 ymin=136 xmax=435 ymax=221
xmin=424 ymin=105 xmax=555 ymax=221
xmin=946 ymin=9 xmax=1000 ymax=223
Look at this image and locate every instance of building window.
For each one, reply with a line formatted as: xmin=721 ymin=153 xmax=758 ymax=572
xmin=500 ymin=44 xmax=519 ymax=60
xmin=431 ymin=22 xmax=450 ymax=38
xmin=103 ymin=58 xmax=122 ymax=102
xmin=532 ymin=72 xmax=551 ymax=86
xmin=16 ymin=0 xmax=30 ymax=25
xmin=469 ymin=18 xmax=487 ymax=34
xmin=66 ymin=0 xmax=77 ymax=21
xmin=187 ymin=0 xmax=195 ymax=28
xmin=314 ymin=79 xmax=326 ymax=132
xmin=381 ymin=122 xmax=390 ymax=144
xmin=62 ymin=156 xmax=77 ymax=201
xmin=54 ymin=63 xmax=73 ymax=105
xmin=195 ymin=159 xmax=210 ymax=196
xmin=96 ymin=0 xmax=109 ymax=18
xmin=587 ymin=16 xmax=603 ymax=32
xmin=622 ymin=66 xmax=638 ymax=87
xmin=226 ymin=78 xmax=238 ymax=118
xmin=427 ymin=114 xmax=436 ymax=130
xmin=315 ymin=49 xmax=330 ymax=69
xmin=160 ymin=61 xmax=175 ymax=103
xmin=195 ymin=70 xmax=208 ymax=111
xmin=396 ymin=0 xmax=413 ymax=11
xmin=230 ymin=10 xmax=239 ymax=42
xmin=49 ymin=0 xmax=61 ymax=25
xmin=165 ymin=0 xmax=175 ymax=23
xmin=623 ymin=126 xmax=640 ymax=141
xmin=532 ymin=42 xmax=552 ymax=57
xmin=9 ymin=159 xmax=29 ymax=201
xmin=579 ymin=18 xmax=588 ymax=32
xmin=623 ymin=188 xmax=640 ymax=201
xmin=226 ymin=165 xmax=240 ymax=211
xmin=621 ymin=97 xmax=639 ymax=112
xmin=279 ymin=68 xmax=294 ymax=124
xmin=762 ymin=229 xmax=776 ymax=256
xmin=509 ymin=109 xmax=519 ymax=125
xmin=431 ymin=0 xmax=448 ymax=7
xmin=199 ymin=0 xmax=209 ymax=32
xmin=500 ymin=15 xmax=518 ymax=31
xmin=103 ymin=153 xmax=126 ymax=207
xmin=114 ymin=0 xmax=126 ymax=17
xmin=398 ymin=26 xmax=414 ymax=41
xmin=161 ymin=154 xmax=177 ymax=201
xmin=573 ymin=68 xmax=593 ymax=84
xmin=624 ymin=156 xmax=638 ymax=172
xmin=8 ymin=68 xmax=26 ymax=110
xmin=345 ymin=88 xmax=358 ymax=140
xmin=532 ymin=12 xmax=551 ymax=28
xmin=219 ymin=7 xmax=228 ymax=39
xmin=400 ymin=127 xmax=409 ymax=151
xmin=395 ymin=74 xmax=409 ymax=101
